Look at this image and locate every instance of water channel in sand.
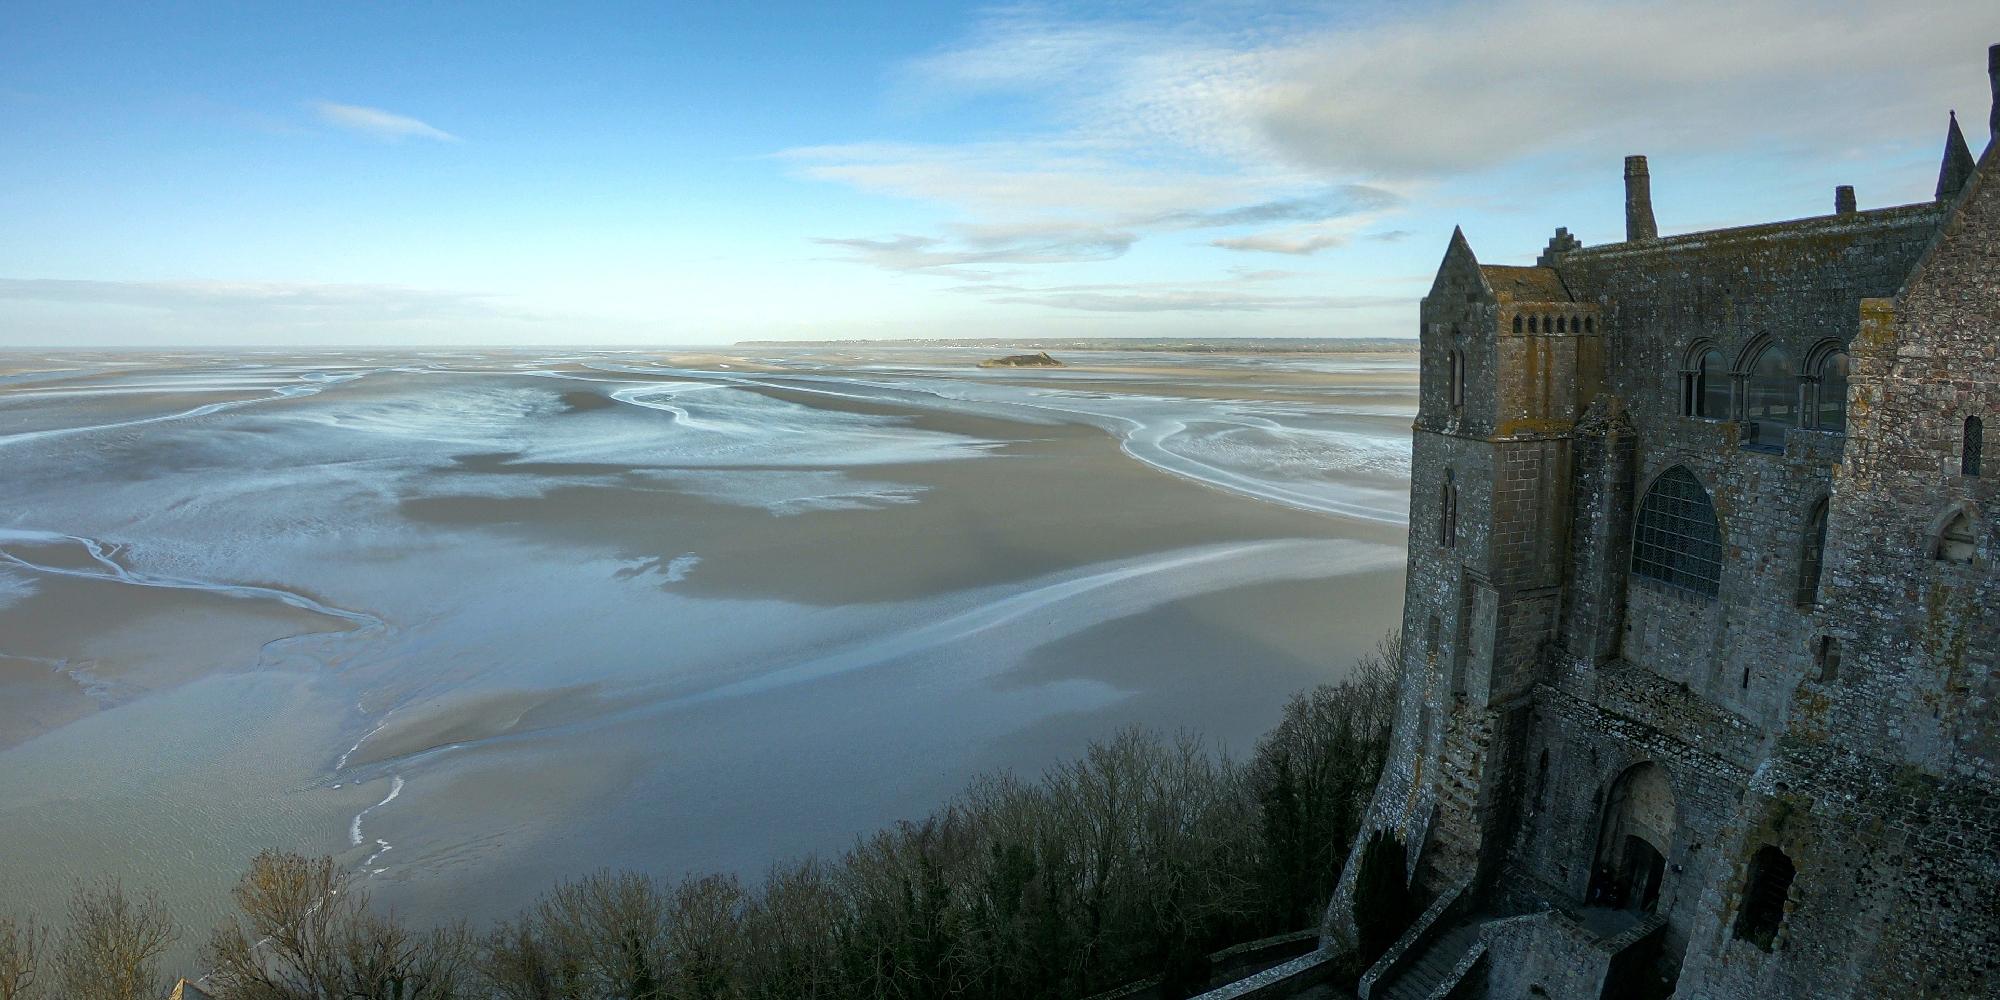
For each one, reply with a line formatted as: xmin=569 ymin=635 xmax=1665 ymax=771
xmin=0 ymin=345 xmax=1414 ymax=961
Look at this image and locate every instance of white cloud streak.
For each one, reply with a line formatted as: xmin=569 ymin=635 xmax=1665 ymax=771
xmin=313 ymin=101 xmax=460 ymax=142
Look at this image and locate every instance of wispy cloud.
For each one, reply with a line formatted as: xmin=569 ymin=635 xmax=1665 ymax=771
xmin=949 ymin=269 xmax=1415 ymax=313
xmin=1210 ymin=232 xmax=1347 ymax=255
xmin=312 ymin=101 xmax=459 ymax=142
xmin=812 ymin=225 xmax=1136 ymax=278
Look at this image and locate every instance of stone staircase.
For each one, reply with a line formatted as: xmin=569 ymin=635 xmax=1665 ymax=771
xmin=1373 ymin=921 xmax=1482 ymax=1000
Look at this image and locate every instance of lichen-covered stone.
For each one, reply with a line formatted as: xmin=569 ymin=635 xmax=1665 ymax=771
xmin=1326 ymin=47 xmax=2000 ymax=1000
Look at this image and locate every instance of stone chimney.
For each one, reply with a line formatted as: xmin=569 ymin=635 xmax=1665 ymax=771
xmin=1988 ymin=43 xmax=1999 ymax=145
xmin=1624 ymin=156 xmax=1658 ymax=242
xmin=1835 ymin=185 xmax=1857 ymax=215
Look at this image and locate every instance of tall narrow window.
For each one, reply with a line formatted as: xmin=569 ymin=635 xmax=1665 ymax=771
xmin=1815 ymin=351 xmax=1849 ymax=432
xmin=1448 ymin=349 xmax=1466 ymax=410
xmin=1441 ymin=472 xmax=1458 ymax=549
xmin=1733 ymin=846 xmax=1797 ymax=952
xmin=1796 ymin=499 xmax=1828 ymax=607
xmin=1632 ymin=466 xmax=1723 ymax=597
xmin=1697 ymin=348 xmax=1728 ymax=418
xmin=1814 ymin=636 xmax=1841 ymax=682
xmin=1744 ymin=342 xmax=1796 ymax=449
xmin=1965 ymin=416 xmax=1983 ymax=477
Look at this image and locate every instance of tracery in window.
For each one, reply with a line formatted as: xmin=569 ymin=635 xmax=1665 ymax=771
xmin=1632 ymin=466 xmax=1722 ymax=597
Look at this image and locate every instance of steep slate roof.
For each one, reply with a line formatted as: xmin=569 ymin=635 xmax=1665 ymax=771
xmin=1478 ymin=265 xmax=1573 ymax=304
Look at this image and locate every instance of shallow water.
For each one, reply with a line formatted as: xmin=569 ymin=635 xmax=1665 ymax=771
xmin=0 ymin=346 xmax=1414 ymax=962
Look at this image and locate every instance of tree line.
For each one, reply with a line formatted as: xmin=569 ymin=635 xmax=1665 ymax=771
xmin=0 ymin=635 xmax=1399 ymax=1000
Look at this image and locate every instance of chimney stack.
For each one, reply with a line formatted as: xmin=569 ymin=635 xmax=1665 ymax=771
xmin=1624 ymin=155 xmax=1658 ymax=242
xmin=1988 ymin=43 xmax=1998 ymax=144
xmin=1835 ymin=185 xmax=1857 ymax=215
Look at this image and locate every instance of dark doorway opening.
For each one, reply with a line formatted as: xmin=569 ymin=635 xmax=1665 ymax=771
xmin=1621 ymin=835 xmax=1666 ymax=913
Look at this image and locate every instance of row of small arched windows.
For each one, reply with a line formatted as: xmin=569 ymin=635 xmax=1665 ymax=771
xmin=1440 ymin=464 xmax=1982 ymax=579
xmin=1681 ymin=339 xmax=1848 ymax=442
xmin=1513 ymin=313 xmax=1596 ymax=334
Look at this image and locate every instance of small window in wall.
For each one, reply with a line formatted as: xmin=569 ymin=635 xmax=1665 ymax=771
xmin=1936 ymin=509 xmax=1977 ymax=563
xmin=1449 ymin=349 xmax=1466 ymax=410
xmin=1743 ymin=342 xmax=1796 ymax=449
xmin=1441 ymin=472 xmax=1459 ymax=549
xmin=1632 ymin=466 xmax=1723 ymax=597
xmin=1966 ymin=417 xmax=1984 ymax=477
xmin=1694 ymin=348 xmax=1728 ymax=418
xmin=1733 ymin=846 xmax=1797 ymax=952
xmin=1796 ymin=499 xmax=1828 ymax=608
xmin=1814 ymin=636 xmax=1841 ymax=682
xmin=1513 ymin=314 xmax=1524 ymax=333
xmin=1814 ymin=351 xmax=1849 ymax=432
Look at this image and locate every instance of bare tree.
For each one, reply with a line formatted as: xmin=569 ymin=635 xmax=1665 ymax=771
xmin=205 ymin=851 xmax=471 ymax=1000
xmin=52 ymin=880 xmax=177 ymax=1000
xmin=0 ymin=915 xmax=45 ymax=1000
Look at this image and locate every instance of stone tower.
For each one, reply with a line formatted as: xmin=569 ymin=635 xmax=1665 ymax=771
xmin=1323 ymin=43 xmax=2000 ymax=1000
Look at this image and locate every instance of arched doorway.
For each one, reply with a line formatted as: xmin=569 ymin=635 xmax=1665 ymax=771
xmin=1586 ymin=762 xmax=1676 ymax=913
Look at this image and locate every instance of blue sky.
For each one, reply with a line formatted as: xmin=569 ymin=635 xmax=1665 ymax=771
xmin=3 ymin=1 xmax=1998 ymax=346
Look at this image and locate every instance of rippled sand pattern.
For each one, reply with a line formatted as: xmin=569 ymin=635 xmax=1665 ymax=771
xmin=0 ymin=346 xmax=1414 ymax=954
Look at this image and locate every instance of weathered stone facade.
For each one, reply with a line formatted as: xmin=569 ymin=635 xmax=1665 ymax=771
xmin=1325 ymin=45 xmax=2000 ymax=1000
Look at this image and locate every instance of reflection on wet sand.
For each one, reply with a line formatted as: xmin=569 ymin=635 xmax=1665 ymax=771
xmin=0 ymin=345 xmax=1414 ymax=965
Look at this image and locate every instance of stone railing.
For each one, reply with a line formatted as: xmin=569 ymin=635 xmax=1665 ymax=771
xmin=1187 ymin=949 xmax=1337 ymax=1000
xmin=1356 ymin=877 xmax=1474 ymax=999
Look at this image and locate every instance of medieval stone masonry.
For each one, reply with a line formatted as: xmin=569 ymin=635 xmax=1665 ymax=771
xmin=1323 ymin=44 xmax=2000 ymax=1000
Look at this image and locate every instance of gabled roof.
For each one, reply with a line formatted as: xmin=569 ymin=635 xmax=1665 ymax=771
xmin=1479 ymin=265 xmax=1573 ymax=304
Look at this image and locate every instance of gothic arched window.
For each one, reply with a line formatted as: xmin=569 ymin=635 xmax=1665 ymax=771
xmin=1965 ymin=416 xmax=1983 ymax=477
xmin=1743 ymin=341 xmax=1796 ymax=448
xmin=1686 ymin=347 xmax=1728 ymax=418
xmin=1796 ymin=498 xmax=1828 ymax=607
xmin=1632 ymin=466 xmax=1722 ymax=597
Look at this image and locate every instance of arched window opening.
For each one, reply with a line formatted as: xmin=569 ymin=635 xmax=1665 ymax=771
xmin=1965 ymin=416 xmax=1984 ymax=477
xmin=1585 ymin=316 xmax=1595 ymax=333
xmin=1814 ymin=351 xmax=1849 ymax=432
xmin=1796 ymin=499 xmax=1828 ymax=607
xmin=1733 ymin=846 xmax=1796 ymax=952
xmin=1632 ymin=466 xmax=1722 ymax=597
xmin=1448 ymin=349 xmax=1466 ymax=411
xmin=1440 ymin=472 xmax=1459 ymax=549
xmin=1743 ymin=341 xmax=1796 ymax=449
xmin=1513 ymin=314 xmax=1524 ymax=333
xmin=1528 ymin=315 xmax=1539 ymax=333
xmin=1814 ymin=636 xmax=1841 ymax=682
xmin=1556 ymin=316 xmax=1568 ymax=333
xmin=1936 ymin=509 xmax=1976 ymax=563
xmin=1696 ymin=348 xmax=1728 ymax=418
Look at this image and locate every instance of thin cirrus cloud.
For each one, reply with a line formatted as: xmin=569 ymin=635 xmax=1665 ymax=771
xmin=312 ymin=101 xmax=460 ymax=142
xmin=796 ymin=0 xmax=2000 ymax=289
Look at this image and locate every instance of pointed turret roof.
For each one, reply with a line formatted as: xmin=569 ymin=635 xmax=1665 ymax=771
xmin=1937 ymin=111 xmax=1977 ymax=201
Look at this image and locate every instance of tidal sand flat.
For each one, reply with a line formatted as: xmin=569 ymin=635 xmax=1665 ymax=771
xmin=0 ymin=346 xmax=1414 ymax=956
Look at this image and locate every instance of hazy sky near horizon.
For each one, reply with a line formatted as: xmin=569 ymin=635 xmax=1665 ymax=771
xmin=4 ymin=1 xmax=1999 ymax=346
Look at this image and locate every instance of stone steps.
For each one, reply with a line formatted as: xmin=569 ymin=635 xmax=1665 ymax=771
xmin=1378 ymin=923 xmax=1480 ymax=1000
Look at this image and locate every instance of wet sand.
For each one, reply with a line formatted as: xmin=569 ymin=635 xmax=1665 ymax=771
xmin=0 ymin=345 xmax=1416 ymax=967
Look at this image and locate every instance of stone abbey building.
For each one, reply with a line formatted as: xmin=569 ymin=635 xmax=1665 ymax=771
xmin=1321 ymin=45 xmax=2000 ymax=1000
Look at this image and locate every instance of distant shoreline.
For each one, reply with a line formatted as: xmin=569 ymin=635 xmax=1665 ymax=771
xmin=733 ymin=337 xmax=1418 ymax=354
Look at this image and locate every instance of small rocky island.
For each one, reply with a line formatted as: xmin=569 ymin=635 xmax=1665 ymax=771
xmin=978 ymin=351 xmax=1064 ymax=368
